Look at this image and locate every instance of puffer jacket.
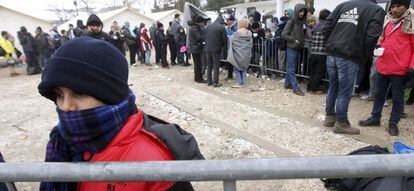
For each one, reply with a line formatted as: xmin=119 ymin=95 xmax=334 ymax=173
xmin=282 ymin=4 xmax=307 ymax=50
xmin=203 ymin=16 xmax=227 ymax=53
xmin=376 ymin=19 xmax=414 ymax=76
xmin=79 ymin=110 xmax=203 ymax=191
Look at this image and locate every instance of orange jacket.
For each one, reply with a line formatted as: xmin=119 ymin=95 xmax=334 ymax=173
xmin=79 ymin=109 xmax=175 ymax=191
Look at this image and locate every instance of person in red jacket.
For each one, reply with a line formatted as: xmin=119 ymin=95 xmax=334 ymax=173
xmin=359 ymin=0 xmax=414 ymax=136
xmin=37 ymin=37 xmax=202 ymax=191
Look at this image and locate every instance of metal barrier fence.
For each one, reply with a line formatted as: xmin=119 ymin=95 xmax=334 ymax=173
xmin=221 ymin=37 xmax=328 ymax=81
xmin=1 ymin=154 xmax=414 ymax=191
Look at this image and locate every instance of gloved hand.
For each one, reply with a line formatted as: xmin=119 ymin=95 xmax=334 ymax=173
xmin=407 ymin=69 xmax=414 ymax=79
xmin=405 ymin=69 xmax=414 ymax=88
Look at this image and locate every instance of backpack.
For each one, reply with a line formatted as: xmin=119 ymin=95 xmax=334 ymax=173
xmin=321 ymin=145 xmax=414 ymax=191
xmin=142 ymin=113 xmax=204 ymax=160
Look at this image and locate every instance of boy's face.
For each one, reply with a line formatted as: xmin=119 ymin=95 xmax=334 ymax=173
xmin=88 ymin=23 xmax=102 ymax=33
xmin=308 ymin=20 xmax=315 ymax=28
xmin=227 ymin=20 xmax=234 ymax=26
xmin=265 ymin=31 xmax=271 ymax=37
xmin=248 ymin=16 xmax=254 ymax=23
xmin=54 ymin=87 xmax=106 ymax=112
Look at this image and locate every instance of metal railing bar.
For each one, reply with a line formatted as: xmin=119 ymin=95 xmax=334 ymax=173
xmin=0 ymin=154 xmax=413 ymax=182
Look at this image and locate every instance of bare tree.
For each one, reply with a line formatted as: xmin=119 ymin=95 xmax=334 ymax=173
xmin=48 ymin=2 xmax=76 ymax=23
xmin=79 ymin=0 xmax=95 ymax=14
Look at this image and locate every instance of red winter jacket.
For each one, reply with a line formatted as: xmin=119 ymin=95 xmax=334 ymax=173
xmin=377 ymin=21 xmax=414 ymax=76
xmin=78 ymin=109 xmax=175 ymax=191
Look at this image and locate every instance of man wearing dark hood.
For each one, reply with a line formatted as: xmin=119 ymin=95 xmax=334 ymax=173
xmin=322 ymin=0 xmax=385 ymax=135
xmin=282 ymin=3 xmax=307 ymax=96
xmin=82 ymin=14 xmax=109 ymax=41
xmin=204 ymin=16 xmax=228 ymax=87
xmin=74 ymin=19 xmax=86 ymax=38
xmin=17 ymin=26 xmax=42 ymax=75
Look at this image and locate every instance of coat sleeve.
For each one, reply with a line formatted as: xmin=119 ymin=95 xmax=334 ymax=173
xmin=322 ymin=4 xmax=341 ymax=40
xmin=221 ymin=26 xmax=228 ymax=47
xmin=282 ymin=20 xmax=295 ymax=43
xmin=364 ymin=9 xmax=386 ymax=54
xmin=166 ymin=182 xmax=194 ymax=191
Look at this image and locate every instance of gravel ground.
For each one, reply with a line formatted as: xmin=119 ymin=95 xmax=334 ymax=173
xmin=0 ymin=57 xmax=412 ymax=191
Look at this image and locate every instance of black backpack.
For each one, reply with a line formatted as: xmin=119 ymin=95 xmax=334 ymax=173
xmin=321 ymin=145 xmax=414 ymax=191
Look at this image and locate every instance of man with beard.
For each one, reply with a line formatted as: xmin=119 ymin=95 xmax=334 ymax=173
xmin=359 ymin=0 xmax=414 ymax=136
xmin=82 ymin=14 xmax=109 ymax=41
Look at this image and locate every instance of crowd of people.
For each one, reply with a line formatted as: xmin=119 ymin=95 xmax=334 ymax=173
xmin=189 ymin=0 xmax=413 ymax=137
xmin=0 ymin=0 xmax=413 ymax=190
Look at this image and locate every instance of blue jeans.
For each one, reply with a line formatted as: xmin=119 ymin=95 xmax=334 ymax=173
xmin=145 ymin=50 xmax=151 ymax=64
xmin=371 ymin=73 xmax=405 ymax=125
xmin=285 ymin=48 xmax=299 ymax=90
xmin=234 ymin=67 xmax=247 ymax=85
xmin=325 ymin=56 xmax=359 ymax=123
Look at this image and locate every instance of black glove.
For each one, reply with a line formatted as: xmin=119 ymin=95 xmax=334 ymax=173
xmin=407 ymin=69 xmax=414 ymax=79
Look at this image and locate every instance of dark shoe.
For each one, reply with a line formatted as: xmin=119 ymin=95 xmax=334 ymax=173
xmin=213 ymin=83 xmax=222 ymax=87
xmin=207 ymin=82 xmax=213 ymax=86
xmin=388 ymin=124 xmax=399 ymax=136
xmin=324 ymin=115 xmax=335 ymax=127
xmin=309 ymin=90 xmax=324 ymax=94
xmin=284 ymin=84 xmax=291 ymax=89
xmin=358 ymin=117 xmax=381 ymax=127
xmin=401 ymin=113 xmax=408 ymax=119
xmin=333 ymin=121 xmax=360 ymax=135
xmin=293 ymin=89 xmax=305 ymax=96
xmin=171 ymin=62 xmax=177 ymax=66
xmin=197 ymin=79 xmax=207 ymax=83
xmin=162 ymin=65 xmax=170 ymax=69
xmin=182 ymin=63 xmax=191 ymax=67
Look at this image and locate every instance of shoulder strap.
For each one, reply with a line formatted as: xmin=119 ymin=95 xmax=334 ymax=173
xmin=142 ymin=113 xmax=205 ymax=160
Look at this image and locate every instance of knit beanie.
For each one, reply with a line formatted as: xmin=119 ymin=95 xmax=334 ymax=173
xmin=38 ymin=37 xmax=129 ymax=105
xmin=390 ymin=0 xmax=411 ymax=7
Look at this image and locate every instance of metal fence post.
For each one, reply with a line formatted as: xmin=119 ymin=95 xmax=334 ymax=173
xmin=223 ymin=180 xmax=237 ymax=191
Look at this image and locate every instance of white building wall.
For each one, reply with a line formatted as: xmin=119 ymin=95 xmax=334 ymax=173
xmin=0 ymin=7 xmax=53 ymax=51
xmin=102 ymin=10 xmax=152 ymax=32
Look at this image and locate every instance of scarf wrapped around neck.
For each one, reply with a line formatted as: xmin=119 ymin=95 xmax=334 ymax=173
xmin=39 ymin=90 xmax=137 ymax=191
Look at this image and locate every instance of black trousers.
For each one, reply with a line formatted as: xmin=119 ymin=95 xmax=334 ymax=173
xmin=205 ymin=52 xmax=220 ymax=85
xmin=155 ymin=44 xmax=161 ymax=63
xmin=128 ymin=45 xmax=136 ymax=65
xmin=160 ymin=45 xmax=168 ymax=67
xmin=169 ymin=41 xmax=177 ymax=64
xmin=192 ymin=53 xmax=203 ymax=82
xmin=226 ymin=62 xmax=233 ymax=79
xmin=307 ymin=54 xmax=327 ymax=91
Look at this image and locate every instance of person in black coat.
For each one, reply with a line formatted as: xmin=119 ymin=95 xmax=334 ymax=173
xmin=81 ymin=14 xmax=110 ymax=41
xmin=188 ymin=15 xmax=207 ymax=83
xmin=17 ymin=26 xmax=42 ymax=75
xmin=203 ymin=16 xmax=228 ymax=87
xmin=156 ymin=23 xmax=169 ymax=68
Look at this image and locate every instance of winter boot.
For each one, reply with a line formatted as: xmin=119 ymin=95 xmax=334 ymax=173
xmin=388 ymin=124 xmax=399 ymax=136
xmin=333 ymin=121 xmax=360 ymax=135
xmin=324 ymin=115 xmax=335 ymax=127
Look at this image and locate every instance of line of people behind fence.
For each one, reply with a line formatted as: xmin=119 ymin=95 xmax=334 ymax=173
xmin=196 ymin=0 xmax=414 ymax=137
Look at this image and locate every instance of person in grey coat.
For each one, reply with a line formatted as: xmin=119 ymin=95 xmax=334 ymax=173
xmin=172 ymin=14 xmax=184 ymax=65
xmin=203 ymin=16 xmax=228 ymax=87
xmin=282 ymin=3 xmax=307 ymax=96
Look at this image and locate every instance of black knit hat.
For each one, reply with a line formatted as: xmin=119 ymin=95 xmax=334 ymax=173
xmin=38 ymin=37 xmax=129 ymax=105
xmin=390 ymin=0 xmax=411 ymax=7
